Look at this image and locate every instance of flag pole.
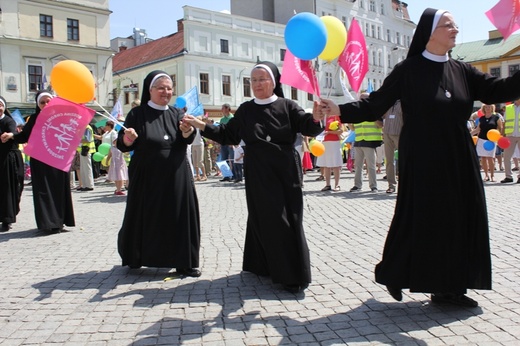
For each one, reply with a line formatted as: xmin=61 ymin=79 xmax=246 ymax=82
xmin=93 ymin=100 xmax=127 ymax=130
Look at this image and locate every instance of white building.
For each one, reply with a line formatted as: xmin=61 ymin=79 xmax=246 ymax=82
xmin=0 ymin=0 xmax=113 ymax=114
xmin=112 ymin=1 xmax=415 ymax=117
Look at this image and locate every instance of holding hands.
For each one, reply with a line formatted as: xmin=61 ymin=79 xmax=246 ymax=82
xmin=319 ymin=99 xmax=340 ymax=117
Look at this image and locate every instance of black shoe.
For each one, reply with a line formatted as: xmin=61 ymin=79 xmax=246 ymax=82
xmin=1 ymin=222 xmax=12 ymax=232
xmin=501 ymin=177 xmax=514 ymax=183
xmin=176 ymin=268 xmax=201 ymax=277
xmin=517 ymin=178 xmax=520 ymax=184
xmin=349 ymin=186 xmax=361 ymax=192
xmin=220 ymin=177 xmax=231 ymax=182
xmin=81 ymin=187 xmax=94 ymax=191
xmin=431 ymin=293 xmax=478 ymax=307
xmin=386 ymin=285 xmax=402 ymax=301
xmin=283 ymin=283 xmax=309 ymax=293
xmin=371 ymin=187 xmax=378 ymax=192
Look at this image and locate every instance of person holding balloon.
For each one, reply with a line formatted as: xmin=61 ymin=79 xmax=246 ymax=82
xmin=116 ymin=70 xmax=201 ymax=277
xmin=471 ymin=104 xmax=503 ymax=182
xmin=0 ymin=96 xmax=24 ymax=232
xmin=1 ymin=91 xmax=75 ymax=233
xmin=320 ymin=8 xmax=520 ymax=307
xmin=182 ymin=61 xmax=323 ymax=293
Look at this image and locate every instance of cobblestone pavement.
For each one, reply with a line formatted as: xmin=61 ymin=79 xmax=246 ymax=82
xmin=1 ymin=169 xmax=519 ymax=345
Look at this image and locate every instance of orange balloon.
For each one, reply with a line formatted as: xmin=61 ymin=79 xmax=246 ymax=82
xmin=50 ymin=60 xmax=95 ymax=103
xmin=310 ymin=140 xmax=325 ymax=156
xmin=486 ymin=129 xmax=501 ymax=142
xmin=472 ymin=136 xmax=478 ymax=145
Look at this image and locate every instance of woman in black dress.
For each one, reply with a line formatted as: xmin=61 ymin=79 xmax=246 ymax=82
xmin=0 ymin=96 xmax=24 ymax=231
xmin=2 ymin=91 xmax=75 ymax=233
xmin=183 ymin=62 xmax=323 ymax=292
xmin=320 ymin=8 xmax=520 ymax=307
xmin=117 ymin=70 xmax=201 ymax=277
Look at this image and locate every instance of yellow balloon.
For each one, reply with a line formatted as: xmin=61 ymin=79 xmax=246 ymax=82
xmin=101 ymin=155 xmax=111 ymax=167
xmin=486 ymin=129 xmax=501 ymax=142
xmin=319 ymin=16 xmax=347 ymax=61
xmin=310 ymin=140 xmax=325 ymax=156
xmin=329 ymin=120 xmax=339 ymax=131
xmin=50 ymin=60 xmax=95 ymax=103
xmin=472 ymin=136 xmax=478 ymax=145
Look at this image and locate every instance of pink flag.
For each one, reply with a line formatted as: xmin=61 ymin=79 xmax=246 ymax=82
xmin=280 ymin=49 xmax=321 ymax=97
xmin=486 ymin=0 xmax=520 ymax=40
xmin=24 ymin=97 xmax=95 ymax=172
xmin=338 ymin=18 xmax=368 ymax=93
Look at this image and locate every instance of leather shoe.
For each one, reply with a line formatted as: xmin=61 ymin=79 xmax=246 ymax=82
xmin=431 ymin=293 xmax=478 ymax=307
xmin=386 ymin=285 xmax=402 ymax=301
xmin=176 ymin=268 xmax=201 ymax=277
xmin=1 ymin=222 xmax=12 ymax=232
xmin=501 ymin=177 xmax=513 ymax=183
xmin=283 ymin=282 xmax=309 ymax=293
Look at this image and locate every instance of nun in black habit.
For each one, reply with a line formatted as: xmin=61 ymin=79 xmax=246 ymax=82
xmin=3 ymin=91 xmax=75 ymax=233
xmin=116 ymin=70 xmax=201 ymax=277
xmin=0 ymin=96 xmax=24 ymax=231
xmin=320 ymin=8 xmax=520 ymax=307
xmin=183 ymin=62 xmax=323 ymax=293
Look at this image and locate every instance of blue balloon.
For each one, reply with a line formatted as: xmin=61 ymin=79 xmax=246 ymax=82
xmin=175 ymin=96 xmax=187 ymax=109
xmin=483 ymin=140 xmax=495 ymax=151
xmin=284 ymin=13 xmax=327 ymax=61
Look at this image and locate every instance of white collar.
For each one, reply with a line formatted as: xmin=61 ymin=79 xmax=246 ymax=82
xmin=422 ymin=50 xmax=449 ymax=62
xmin=147 ymin=100 xmax=169 ymax=110
xmin=254 ymin=95 xmax=278 ymax=105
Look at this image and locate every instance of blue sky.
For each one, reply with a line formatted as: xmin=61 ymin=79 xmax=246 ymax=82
xmin=110 ymin=1 xmax=498 ymax=43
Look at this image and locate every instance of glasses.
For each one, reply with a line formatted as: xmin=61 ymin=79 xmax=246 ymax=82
xmin=152 ymin=86 xmax=173 ymax=92
xmin=251 ymin=78 xmax=271 ymax=84
xmin=436 ymin=22 xmax=458 ymax=31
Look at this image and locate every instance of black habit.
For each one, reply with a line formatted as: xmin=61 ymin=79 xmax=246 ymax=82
xmin=13 ymin=106 xmax=75 ymax=230
xmin=338 ymin=53 xmax=520 ymax=294
xmin=116 ymin=104 xmax=200 ymax=269
xmin=0 ymin=113 xmax=24 ymax=225
xmin=202 ymin=98 xmax=322 ymax=287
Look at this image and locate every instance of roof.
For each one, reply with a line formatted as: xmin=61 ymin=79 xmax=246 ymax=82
xmin=112 ymin=32 xmax=185 ymax=73
xmin=451 ymin=34 xmax=520 ymax=63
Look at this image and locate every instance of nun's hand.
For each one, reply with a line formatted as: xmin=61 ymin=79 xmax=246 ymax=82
xmin=181 ymin=115 xmax=205 ymax=131
xmin=320 ymin=99 xmax=340 ymax=116
xmin=123 ymin=128 xmax=138 ymax=146
xmin=312 ymin=100 xmax=324 ymax=122
xmin=0 ymin=132 xmax=14 ymax=143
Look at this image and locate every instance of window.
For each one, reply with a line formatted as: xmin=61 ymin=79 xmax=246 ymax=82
xmin=170 ymin=74 xmax=177 ymax=95
xmin=387 ymin=29 xmax=391 ymax=42
xmin=365 ymin=23 xmax=370 ymax=36
xmin=28 ymin=65 xmax=43 ymax=91
xmin=359 ymin=0 xmax=365 ymax=9
xmin=396 ymin=32 xmax=401 ymax=45
xmin=280 ymin=48 xmax=286 ymax=61
xmin=509 ymin=65 xmax=519 ymax=76
xmin=291 ymin=87 xmax=298 ymax=100
xmin=377 ymin=27 xmax=381 ymax=40
xmin=40 ymin=14 xmax=53 ymax=37
xmin=307 ymin=93 xmax=313 ymax=101
xmin=342 ymin=16 xmax=348 ymax=28
xmin=378 ymin=51 xmax=382 ymax=66
xmin=67 ymin=18 xmax=79 ymax=41
xmin=325 ymin=72 xmax=333 ymax=89
xmin=220 ymin=39 xmax=229 ymax=54
xmin=490 ymin=68 xmax=501 ymax=78
xmin=369 ymin=0 xmax=376 ymax=12
xmin=200 ymin=73 xmax=209 ymax=94
xmin=243 ymin=77 xmax=251 ymax=97
xmin=381 ymin=3 xmax=385 ymax=15
xmin=371 ymin=25 xmax=375 ymax=38
xmin=222 ymin=75 xmax=231 ymax=96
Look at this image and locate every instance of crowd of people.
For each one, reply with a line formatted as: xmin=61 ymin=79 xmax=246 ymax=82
xmin=4 ymin=7 xmax=520 ymax=309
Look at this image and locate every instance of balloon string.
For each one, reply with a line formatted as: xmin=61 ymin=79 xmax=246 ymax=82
xmin=93 ymin=100 xmax=127 ymax=130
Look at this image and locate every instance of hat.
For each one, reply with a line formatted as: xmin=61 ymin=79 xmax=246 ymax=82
xmin=253 ymin=61 xmax=284 ymax=98
xmin=407 ymin=8 xmax=449 ymax=59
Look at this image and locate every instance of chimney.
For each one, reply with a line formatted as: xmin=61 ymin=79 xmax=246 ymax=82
xmin=177 ymin=19 xmax=184 ymax=32
xmin=489 ymin=30 xmax=503 ymax=40
xmin=119 ymin=45 xmax=127 ymax=52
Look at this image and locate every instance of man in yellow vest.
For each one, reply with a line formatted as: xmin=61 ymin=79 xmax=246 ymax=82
xmin=349 ymin=93 xmax=384 ymax=192
xmin=501 ymin=98 xmax=520 ymax=184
